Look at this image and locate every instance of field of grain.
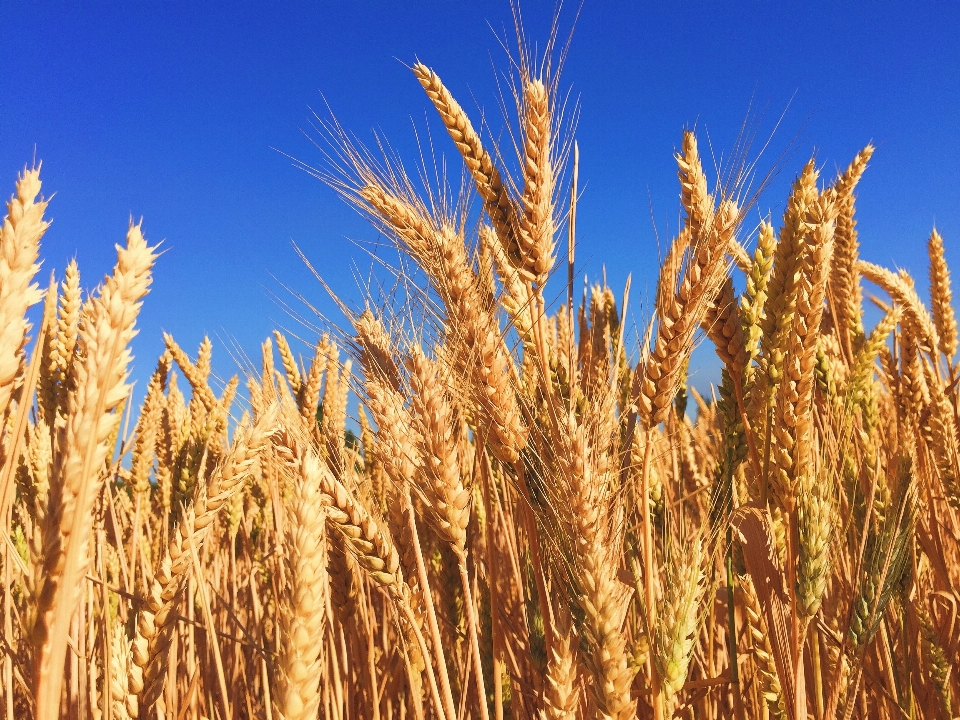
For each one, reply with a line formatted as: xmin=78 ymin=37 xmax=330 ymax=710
xmin=1 ymin=34 xmax=958 ymax=720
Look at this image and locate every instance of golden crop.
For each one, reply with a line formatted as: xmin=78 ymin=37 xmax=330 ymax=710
xmin=1 ymin=30 xmax=957 ymax=720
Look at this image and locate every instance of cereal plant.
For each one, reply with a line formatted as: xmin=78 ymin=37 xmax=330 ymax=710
xmin=1 ymin=25 xmax=958 ymax=720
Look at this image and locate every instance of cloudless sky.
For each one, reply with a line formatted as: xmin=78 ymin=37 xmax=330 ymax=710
xmin=2 ymin=2 xmax=959 ymax=399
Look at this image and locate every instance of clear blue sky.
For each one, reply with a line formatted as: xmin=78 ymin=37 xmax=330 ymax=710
xmin=3 ymin=2 xmax=959 ymax=397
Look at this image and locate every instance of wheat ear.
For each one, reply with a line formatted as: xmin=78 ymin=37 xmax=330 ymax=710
xmin=320 ymin=344 xmax=351 ymax=478
xmin=273 ymin=329 xmax=303 ymax=397
xmin=639 ymin=131 xmax=739 ymax=426
xmin=858 ymin=260 xmax=940 ymax=356
xmin=130 ymin=354 xmax=169 ymax=498
xmin=163 ymin=332 xmax=218 ymax=412
xmin=407 ymin=346 xmax=490 ymax=720
xmin=309 ymin=436 xmax=450 ymax=720
xmin=482 ymin=225 xmax=535 ymax=344
xmin=38 ymin=258 xmax=81 ymax=422
xmin=412 ymin=62 xmax=521 ymax=266
xmin=0 ymin=166 xmax=48 ymax=422
xmin=34 ymin=222 xmax=155 ymax=720
xmin=916 ymin=598 xmax=953 ymax=717
xmin=676 ymin=130 xmax=715 ymax=239
xmin=769 ymin=186 xmax=837 ymax=512
xmin=741 ymin=221 xmax=776 ymax=388
xmin=519 ymin=78 xmax=556 ymax=286
xmin=359 ymin=335 xmax=456 ymax=719
xmin=898 ymin=331 xmax=929 ymax=446
xmin=827 ymin=145 xmax=873 ymax=357
xmin=358 ymin=187 xmax=528 ymax=466
xmin=109 ymin=620 xmax=138 ymax=720
xmin=919 ymin=359 xmax=960 ymax=510
xmin=273 ymin=447 xmax=329 ymax=720
xmin=359 ymin=183 xmax=439 ymax=268
xmin=795 ymin=468 xmax=833 ymax=618
xmin=750 ymin=161 xmax=818 ymax=426
xmin=704 ymin=276 xmax=747 ymax=381
xmin=652 ymin=536 xmax=708 ymax=712
xmin=298 ymin=333 xmax=331 ymax=423
xmin=328 ymin=529 xmax=360 ymax=615
xmin=927 ymin=228 xmax=957 ymax=363
xmin=739 ymin=575 xmax=787 ymax=719
xmin=559 ymin=413 xmax=635 ymax=719
xmin=407 ymin=347 xmax=469 ymax=550
xmin=433 ymin=225 xmax=528 ymax=464
xmin=542 ymin=603 xmax=579 ymax=720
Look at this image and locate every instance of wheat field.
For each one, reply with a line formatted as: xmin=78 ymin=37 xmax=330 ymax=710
xmin=1 ymin=31 xmax=958 ymax=720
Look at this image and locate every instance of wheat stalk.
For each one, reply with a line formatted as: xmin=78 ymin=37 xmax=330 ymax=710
xmin=132 ymin=408 xmax=276 ymax=709
xmin=34 ymin=222 xmax=156 ymax=720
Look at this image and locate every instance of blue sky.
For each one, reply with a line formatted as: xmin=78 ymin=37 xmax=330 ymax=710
xmin=3 ymin=2 xmax=959 ymax=398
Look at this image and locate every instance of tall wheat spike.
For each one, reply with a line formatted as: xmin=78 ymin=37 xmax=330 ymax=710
xmin=518 ymin=77 xmax=556 ymax=287
xmin=0 ymin=167 xmax=47 ymax=423
xmin=827 ymin=144 xmax=873 ymax=358
xmin=34 ymin=222 xmax=156 ymax=720
xmin=273 ymin=442 xmax=329 ymax=720
xmin=928 ymin=228 xmax=957 ymax=363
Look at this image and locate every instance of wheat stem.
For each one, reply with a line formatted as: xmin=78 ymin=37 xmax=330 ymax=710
xmin=640 ymin=430 xmax=663 ymax=719
xmin=459 ymin=555 xmax=490 ymax=720
xmin=406 ymin=490 xmax=457 ymax=720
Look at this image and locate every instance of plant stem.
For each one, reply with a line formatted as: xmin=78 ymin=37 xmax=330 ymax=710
xmin=406 ymin=490 xmax=457 ymax=720
xmin=727 ymin=525 xmax=745 ymax=720
xmin=459 ymin=553 xmax=490 ymax=720
xmin=640 ymin=429 xmax=663 ymax=720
